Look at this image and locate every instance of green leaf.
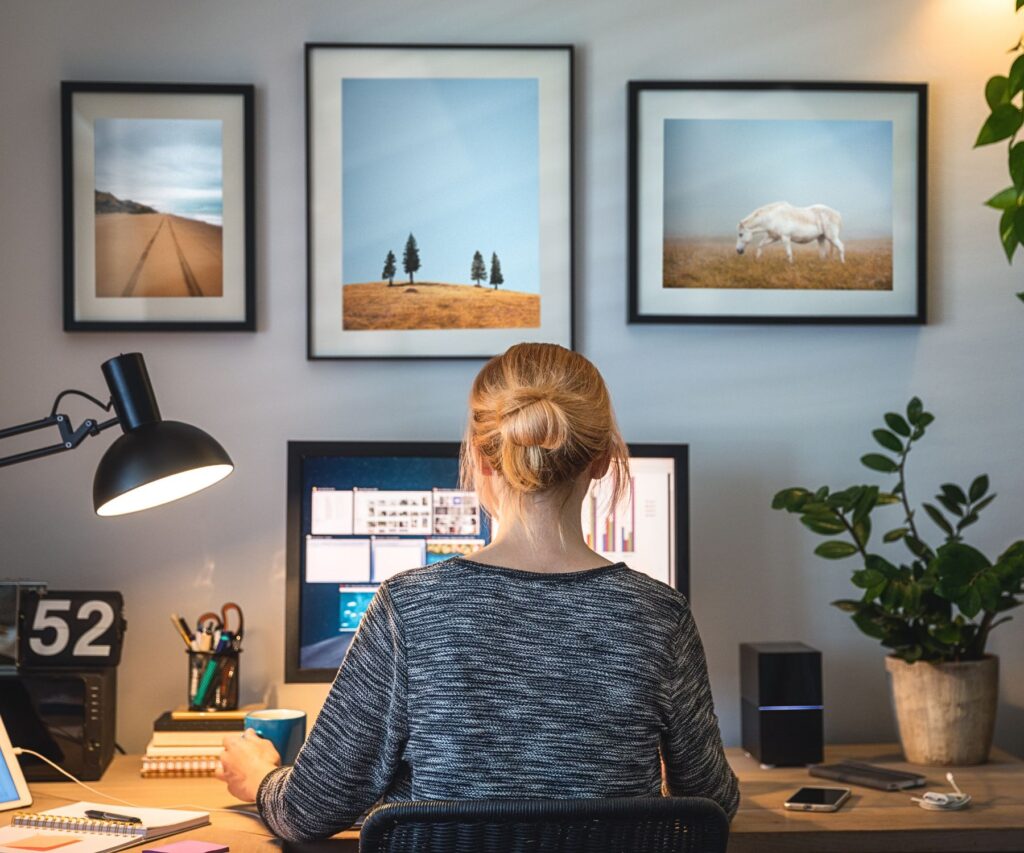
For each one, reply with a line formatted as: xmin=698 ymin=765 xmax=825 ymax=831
xmin=772 ymin=487 xmax=810 ymax=511
xmin=884 ymin=413 xmax=911 ymax=437
xmin=852 ymin=611 xmax=887 ymax=640
xmin=872 ymin=429 xmax=903 ymax=453
xmin=1012 ymin=142 xmax=1024 ymax=190
xmin=975 ymin=104 xmax=1024 ymax=146
xmin=801 ymin=514 xmax=847 ymax=535
xmin=1014 ymin=207 xmax=1024 ymax=248
xmin=884 ymin=527 xmax=909 ymax=543
xmin=1011 ymin=52 xmax=1024 ymax=95
xmin=987 ymin=75 xmax=1011 ymax=109
xmin=923 ymin=503 xmax=954 ymax=536
xmin=962 ymin=586 xmax=983 ymax=618
xmin=831 ymin=599 xmax=861 ymax=613
xmin=905 ymin=535 xmax=932 ymax=559
xmin=1001 ymin=207 xmax=1019 ymax=263
xmin=861 ymin=453 xmax=899 ymax=473
xmin=877 ymin=492 xmax=901 ymax=506
xmin=814 ymin=540 xmax=859 ymax=560
xmin=1018 ymin=0 xmax=1024 ymax=12
xmin=936 ymin=495 xmax=965 ymax=517
xmin=1017 ymin=291 xmax=1024 ymax=302
xmin=940 ymin=483 xmax=968 ymax=505
xmin=852 ymin=568 xmax=884 ymax=589
xmin=973 ymin=494 xmax=997 ymax=514
xmin=985 ymin=186 xmax=1019 ymax=210
xmin=906 ymin=397 xmax=924 ymax=424
xmin=969 ymin=475 xmax=990 ymax=502
xmin=853 ymin=516 xmax=872 ymax=549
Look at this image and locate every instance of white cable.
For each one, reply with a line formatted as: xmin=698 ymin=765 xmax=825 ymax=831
xmin=12 ymin=746 xmax=265 ymax=820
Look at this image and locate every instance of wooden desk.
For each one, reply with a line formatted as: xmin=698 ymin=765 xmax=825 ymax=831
xmin=5 ymin=745 xmax=1024 ymax=851
xmin=728 ymin=743 xmax=1024 ymax=852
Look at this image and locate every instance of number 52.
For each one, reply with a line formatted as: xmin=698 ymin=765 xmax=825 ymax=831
xmin=29 ymin=599 xmax=115 ymax=657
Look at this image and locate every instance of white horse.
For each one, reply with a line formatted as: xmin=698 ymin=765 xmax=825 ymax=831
xmin=736 ymin=202 xmax=845 ymax=264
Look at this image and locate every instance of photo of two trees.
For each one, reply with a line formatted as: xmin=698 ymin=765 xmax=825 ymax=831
xmin=340 ymin=78 xmax=541 ymax=331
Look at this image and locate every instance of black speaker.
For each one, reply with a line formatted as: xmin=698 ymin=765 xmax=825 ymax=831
xmin=740 ymin=641 xmax=823 ymax=767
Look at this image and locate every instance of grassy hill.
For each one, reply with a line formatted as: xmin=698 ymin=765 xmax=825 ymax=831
xmin=663 ymin=237 xmax=893 ymax=290
xmin=342 ymin=281 xmax=540 ymax=330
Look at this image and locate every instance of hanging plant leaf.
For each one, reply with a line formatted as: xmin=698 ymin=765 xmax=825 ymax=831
xmin=923 ymin=503 xmax=954 ymax=536
xmin=1012 ymin=49 xmax=1024 ymax=93
xmin=985 ymin=186 xmax=1018 ymax=209
xmin=1012 ymin=141 xmax=1024 ymax=190
xmin=987 ymin=75 xmax=1011 ymax=109
xmin=1000 ymin=207 xmax=1018 ymax=263
xmin=975 ymin=104 xmax=1024 ymax=147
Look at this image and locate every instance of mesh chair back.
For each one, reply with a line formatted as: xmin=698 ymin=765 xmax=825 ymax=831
xmin=359 ymin=796 xmax=729 ymax=853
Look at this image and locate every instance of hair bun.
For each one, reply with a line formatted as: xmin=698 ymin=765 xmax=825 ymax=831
xmin=498 ymin=387 xmax=570 ymax=451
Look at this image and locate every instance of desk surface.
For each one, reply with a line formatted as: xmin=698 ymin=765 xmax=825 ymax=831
xmin=4 ymin=744 xmax=1024 ymax=852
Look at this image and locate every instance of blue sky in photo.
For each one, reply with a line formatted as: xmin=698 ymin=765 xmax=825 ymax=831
xmin=663 ymin=119 xmax=892 ymax=240
xmin=342 ymin=78 xmax=539 ymax=292
xmin=94 ymin=118 xmax=223 ymax=225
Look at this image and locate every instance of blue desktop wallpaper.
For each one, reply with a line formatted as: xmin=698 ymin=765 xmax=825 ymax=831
xmin=299 ymin=455 xmax=491 ymax=671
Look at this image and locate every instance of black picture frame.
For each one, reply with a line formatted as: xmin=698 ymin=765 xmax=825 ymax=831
xmin=305 ymin=44 xmax=575 ymax=359
xmin=62 ymin=82 xmax=255 ymax=331
xmin=628 ymin=81 xmax=927 ymax=325
xmin=284 ymin=440 xmax=689 ymax=683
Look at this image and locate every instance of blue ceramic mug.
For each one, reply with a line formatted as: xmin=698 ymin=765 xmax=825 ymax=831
xmin=245 ymin=709 xmax=307 ymax=765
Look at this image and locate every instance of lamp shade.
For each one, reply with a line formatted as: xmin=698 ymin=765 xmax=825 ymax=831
xmin=93 ymin=420 xmax=233 ymax=517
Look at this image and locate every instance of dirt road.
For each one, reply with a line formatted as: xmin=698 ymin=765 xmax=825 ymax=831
xmin=95 ymin=213 xmax=223 ymax=298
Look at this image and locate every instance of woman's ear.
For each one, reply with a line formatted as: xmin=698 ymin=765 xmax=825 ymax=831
xmin=475 ymin=448 xmax=494 ymax=477
xmin=589 ymin=451 xmax=611 ymax=481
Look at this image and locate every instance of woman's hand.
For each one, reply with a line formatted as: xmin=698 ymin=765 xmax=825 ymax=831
xmin=215 ymin=729 xmax=282 ymax=802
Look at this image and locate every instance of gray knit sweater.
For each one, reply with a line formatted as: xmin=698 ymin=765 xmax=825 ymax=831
xmin=257 ymin=557 xmax=740 ymax=841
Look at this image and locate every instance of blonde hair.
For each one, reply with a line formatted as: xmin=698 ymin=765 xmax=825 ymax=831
xmin=460 ymin=343 xmax=630 ymax=530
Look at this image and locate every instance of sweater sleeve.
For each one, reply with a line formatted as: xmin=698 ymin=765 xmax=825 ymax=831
xmin=257 ymin=583 xmax=408 ymax=841
xmin=660 ymin=602 xmax=740 ymax=819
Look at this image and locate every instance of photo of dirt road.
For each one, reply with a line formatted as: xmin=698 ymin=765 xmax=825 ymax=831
xmin=95 ymin=211 xmax=223 ymax=298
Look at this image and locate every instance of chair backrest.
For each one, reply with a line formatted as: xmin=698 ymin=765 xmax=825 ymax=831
xmin=359 ymin=796 xmax=729 ymax=853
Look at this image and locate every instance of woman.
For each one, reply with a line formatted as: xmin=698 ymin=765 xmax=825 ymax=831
xmin=217 ymin=343 xmax=739 ymax=841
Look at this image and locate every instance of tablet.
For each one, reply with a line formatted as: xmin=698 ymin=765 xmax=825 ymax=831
xmin=0 ymin=715 xmax=32 ymax=810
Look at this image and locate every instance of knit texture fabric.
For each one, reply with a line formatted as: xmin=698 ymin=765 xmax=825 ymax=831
xmin=257 ymin=557 xmax=740 ymax=842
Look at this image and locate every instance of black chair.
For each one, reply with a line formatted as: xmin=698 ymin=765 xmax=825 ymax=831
xmin=358 ymin=797 xmax=730 ymax=853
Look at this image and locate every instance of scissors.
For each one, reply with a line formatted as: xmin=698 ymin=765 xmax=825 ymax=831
xmin=196 ymin=601 xmax=244 ymax=648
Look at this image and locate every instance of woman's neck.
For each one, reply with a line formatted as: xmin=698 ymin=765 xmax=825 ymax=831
xmin=469 ymin=487 xmax=616 ymax=573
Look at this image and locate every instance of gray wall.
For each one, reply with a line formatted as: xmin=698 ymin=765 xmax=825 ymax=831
xmin=2 ymin=0 xmax=1023 ymax=756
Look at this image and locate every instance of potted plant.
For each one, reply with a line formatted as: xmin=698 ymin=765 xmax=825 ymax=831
xmin=771 ymin=398 xmax=1024 ymax=765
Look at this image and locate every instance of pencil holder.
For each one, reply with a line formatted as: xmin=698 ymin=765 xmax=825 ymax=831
xmin=187 ymin=649 xmax=240 ymax=711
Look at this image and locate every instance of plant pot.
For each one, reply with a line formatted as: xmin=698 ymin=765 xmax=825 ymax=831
xmin=885 ymin=655 xmax=998 ymax=766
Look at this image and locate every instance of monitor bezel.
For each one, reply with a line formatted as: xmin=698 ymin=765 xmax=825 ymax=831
xmin=285 ymin=440 xmax=689 ymax=683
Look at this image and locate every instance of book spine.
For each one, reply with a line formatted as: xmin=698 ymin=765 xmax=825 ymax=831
xmin=11 ymin=812 xmax=146 ymax=837
xmin=141 ymin=756 xmax=222 ymax=777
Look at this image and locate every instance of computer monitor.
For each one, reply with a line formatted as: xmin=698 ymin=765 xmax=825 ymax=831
xmin=285 ymin=441 xmax=688 ymax=683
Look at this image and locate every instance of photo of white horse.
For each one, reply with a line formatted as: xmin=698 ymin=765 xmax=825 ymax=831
xmin=662 ymin=118 xmax=893 ymax=291
xmin=736 ymin=202 xmax=845 ymax=264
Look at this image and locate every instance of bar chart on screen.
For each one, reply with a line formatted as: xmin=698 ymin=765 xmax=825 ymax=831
xmin=583 ymin=457 xmax=675 ymax=586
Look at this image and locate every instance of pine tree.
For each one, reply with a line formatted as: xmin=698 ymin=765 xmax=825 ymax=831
xmin=403 ymin=233 xmax=421 ymax=284
xmin=382 ymin=250 xmax=397 ymax=287
xmin=490 ymin=252 xmax=504 ymax=291
xmin=471 ymin=250 xmax=487 ymax=287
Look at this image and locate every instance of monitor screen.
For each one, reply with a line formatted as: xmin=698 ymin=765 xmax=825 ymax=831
xmin=285 ymin=441 xmax=688 ymax=682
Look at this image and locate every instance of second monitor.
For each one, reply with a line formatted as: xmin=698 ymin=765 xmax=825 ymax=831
xmin=285 ymin=441 xmax=688 ymax=682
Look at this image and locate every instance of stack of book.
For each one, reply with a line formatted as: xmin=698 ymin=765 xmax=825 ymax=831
xmin=142 ymin=706 xmax=261 ymax=778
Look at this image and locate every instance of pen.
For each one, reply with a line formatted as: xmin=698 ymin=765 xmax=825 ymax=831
xmin=169 ymin=613 xmax=193 ymax=650
xmin=84 ymin=810 xmax=142 ymax=824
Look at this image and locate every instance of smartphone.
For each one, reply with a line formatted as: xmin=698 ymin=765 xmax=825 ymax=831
xmin=783 ymin=786 xmax=851 ymax=812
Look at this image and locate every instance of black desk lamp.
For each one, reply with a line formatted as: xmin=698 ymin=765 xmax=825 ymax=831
xmin=0 ymin=352 xmax=233 ymax=516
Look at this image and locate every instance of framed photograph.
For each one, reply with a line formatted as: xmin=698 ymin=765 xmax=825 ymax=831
xmin=62 ymin=82 xmax=255 ymax=331
xmin=306 ymin=44 xmax=574 ymax=359
xmin=628 ymin=82 xmax=927 ymax=324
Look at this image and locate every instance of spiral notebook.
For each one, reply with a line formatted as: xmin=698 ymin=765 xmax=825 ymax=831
xmin=0 ymin=802 xmax=208 ymax=853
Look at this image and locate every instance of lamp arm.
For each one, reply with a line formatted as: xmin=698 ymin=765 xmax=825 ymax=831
xmin=0 ymin=391 xmax=120 ymax=469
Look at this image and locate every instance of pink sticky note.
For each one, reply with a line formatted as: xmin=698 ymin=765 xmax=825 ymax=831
xmin=142 ymin=843 xmax=228 ymax=853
